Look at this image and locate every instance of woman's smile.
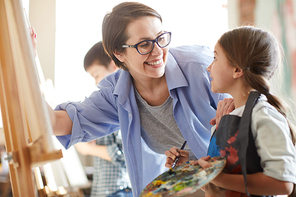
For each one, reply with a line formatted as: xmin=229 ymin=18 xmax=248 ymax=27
xmin=145 ymin=59 xmax=163 ymax=68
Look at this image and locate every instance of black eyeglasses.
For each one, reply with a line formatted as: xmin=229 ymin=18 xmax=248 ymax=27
xmin=122 ymin=32 xmax=171 ymax=55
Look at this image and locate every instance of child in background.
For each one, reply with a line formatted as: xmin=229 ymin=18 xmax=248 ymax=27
xmin=165 ymin=26 xmax=296 ymax=197
xmin=75 ymin=41 xmax=132 ymax=197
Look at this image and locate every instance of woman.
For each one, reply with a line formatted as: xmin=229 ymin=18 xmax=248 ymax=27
xmin=50 ymin=2 xmax=231 ymax=196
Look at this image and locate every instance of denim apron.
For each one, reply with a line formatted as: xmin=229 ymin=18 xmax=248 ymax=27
xmin=207 ymin=91 xmax=273 ymax=197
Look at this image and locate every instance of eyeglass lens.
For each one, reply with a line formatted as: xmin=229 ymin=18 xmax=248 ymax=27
xmin=138 ymin=32 xmax=171 ymax=54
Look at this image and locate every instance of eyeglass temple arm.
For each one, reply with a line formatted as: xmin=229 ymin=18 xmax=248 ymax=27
xmin=122 ymin=44 xmax=135 ymax=48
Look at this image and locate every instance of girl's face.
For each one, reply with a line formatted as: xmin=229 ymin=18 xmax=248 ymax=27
xmin=114 ymin=16 xmax=169 ymax=81
xmin=207 ymin=43 xmax=236 ymax=94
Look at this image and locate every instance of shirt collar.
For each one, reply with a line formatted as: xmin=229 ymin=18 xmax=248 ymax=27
xmin=114 ymin=69 xmax=133 ymax=105
xmin=113 ymin=50 xmax=189 ymax=104
xmin=165 ymin=51 xmax=189 ymax=91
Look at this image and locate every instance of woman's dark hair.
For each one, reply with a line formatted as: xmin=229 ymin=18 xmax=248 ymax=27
xmin=83 ymin=41 xmax=111 ymax=71
xmin=219 ymin=26 xmax=295 ymax=144
xmin=102 ymin=2 xmax=162 ymax=70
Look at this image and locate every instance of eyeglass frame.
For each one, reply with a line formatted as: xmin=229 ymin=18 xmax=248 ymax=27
xmin=122 ymin=32 xmax=172 ymax=55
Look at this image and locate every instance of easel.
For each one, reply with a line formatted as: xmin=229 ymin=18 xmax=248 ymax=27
xmin=0 ymin=0 xmax=63 ymax=196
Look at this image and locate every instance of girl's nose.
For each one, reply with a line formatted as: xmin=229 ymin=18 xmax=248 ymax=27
xmin=207 ymin=63 xmax=212 ymax=72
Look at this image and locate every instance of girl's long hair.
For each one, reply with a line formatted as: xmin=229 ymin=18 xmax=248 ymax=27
xmin=219 ymin=26 xmax=296 ymax=145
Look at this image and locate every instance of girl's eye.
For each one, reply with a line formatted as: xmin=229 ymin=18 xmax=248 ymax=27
xmin=213 ymin=57 xmax=217 ymax=61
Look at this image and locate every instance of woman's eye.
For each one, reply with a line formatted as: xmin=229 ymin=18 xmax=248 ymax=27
xmin=158 ymin=37 xmax=164 ymax=42
xmin=140 ymin=42 xmax=149 ymax=47
xmin=139 ymin=42 xmax=151 ymax=49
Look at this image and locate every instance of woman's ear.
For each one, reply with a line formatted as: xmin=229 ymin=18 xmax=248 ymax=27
xmin=114 ymin=50 xmax=125 ymax=63
xmin=233 ymin=67 xmax=243 ymax=79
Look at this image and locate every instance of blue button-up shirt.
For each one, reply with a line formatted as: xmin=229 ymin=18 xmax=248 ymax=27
xmin=55 ymin=45 xmax=230 ymax=197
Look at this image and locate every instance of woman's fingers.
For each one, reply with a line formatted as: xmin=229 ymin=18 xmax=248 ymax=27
xmin=177 ymin=150 xmax=189 ymax=164
xmin=215 ymin=98 xmax=234 ymax=127
xmin=29 ymin=27 xmax=38 ymax=57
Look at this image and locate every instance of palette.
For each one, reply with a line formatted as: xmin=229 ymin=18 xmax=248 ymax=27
xmin=140 ymin=156 xmax=226 ymax=197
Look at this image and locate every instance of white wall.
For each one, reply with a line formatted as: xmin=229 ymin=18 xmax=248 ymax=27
xmin=227 ymin=0 xmax=239 ymax=29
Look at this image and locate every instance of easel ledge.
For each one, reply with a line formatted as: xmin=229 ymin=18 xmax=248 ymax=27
xmin=29 ymin=136 xmax=63 ymax=168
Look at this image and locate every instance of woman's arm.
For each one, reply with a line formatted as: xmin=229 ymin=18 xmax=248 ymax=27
xmin=31 ymin=29 xmax=73 ymax=136
xmin=47 ymin=104 xmax=73 ymax=136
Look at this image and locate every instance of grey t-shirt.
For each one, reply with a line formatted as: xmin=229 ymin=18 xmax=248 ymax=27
xmin=135 ymin=89 xmax=195 ymax=159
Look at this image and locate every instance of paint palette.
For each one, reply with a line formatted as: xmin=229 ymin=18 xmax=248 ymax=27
xmin=140 ymin=156 xmax=226 ymax=197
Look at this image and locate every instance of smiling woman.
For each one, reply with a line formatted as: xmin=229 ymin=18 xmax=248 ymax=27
xmin=53 ymin=0 xmax=228 ymax=105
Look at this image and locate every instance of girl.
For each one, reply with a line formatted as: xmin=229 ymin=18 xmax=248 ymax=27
xmin=165 ymin=26 xmax=296 ymax=196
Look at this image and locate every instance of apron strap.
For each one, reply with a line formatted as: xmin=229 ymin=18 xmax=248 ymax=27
xmin=238 ymin=91 xmax=261 ymax=196
xmin=288 ymin=184 xmax=296 ymax=197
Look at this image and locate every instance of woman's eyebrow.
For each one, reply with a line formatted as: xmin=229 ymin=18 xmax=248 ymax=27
xmin=138 ymin=31 xmax=165 ymax=41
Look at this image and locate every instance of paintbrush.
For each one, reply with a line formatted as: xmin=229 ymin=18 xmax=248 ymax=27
xmin=169 ymin=141 xmax=187 ymax=175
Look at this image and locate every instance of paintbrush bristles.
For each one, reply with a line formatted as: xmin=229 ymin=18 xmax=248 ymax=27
xmin=168 ymin=167 xmax=176 ymax=175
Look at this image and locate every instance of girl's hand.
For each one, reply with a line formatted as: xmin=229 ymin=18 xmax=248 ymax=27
xmin=165 ymin=147 xmax=189 ymax=168
xmin=191 ymin=155 xmax=212 ymax=168
xmin=191 ymin=156 xmax=226 ymax=196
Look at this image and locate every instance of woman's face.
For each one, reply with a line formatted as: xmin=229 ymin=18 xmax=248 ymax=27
xmin=115 ymin=16 xmax=169 ymax=81
xmin=207 ymin=43 xmax=236 ymax=94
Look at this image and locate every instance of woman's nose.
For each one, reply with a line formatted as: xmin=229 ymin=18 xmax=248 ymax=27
xmin=150 ymin=42 xmax=163 ymax=55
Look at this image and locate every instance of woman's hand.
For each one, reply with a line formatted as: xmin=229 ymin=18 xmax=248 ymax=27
xmin=29 ymin=27 xmax=38 ymax=57
xmin=210 ymin=98 xmax=235 ymax=127
xmin=165 ymin=147 xmax=189 ymax=168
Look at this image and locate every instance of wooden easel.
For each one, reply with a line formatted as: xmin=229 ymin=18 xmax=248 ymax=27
xmin=0 ymin=0 xmax=63 ymax=196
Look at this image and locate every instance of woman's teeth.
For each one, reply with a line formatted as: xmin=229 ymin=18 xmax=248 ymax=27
xmin=146 ymin=60 xmax=162 ymax=65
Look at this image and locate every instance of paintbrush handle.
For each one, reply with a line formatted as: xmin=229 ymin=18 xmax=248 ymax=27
xmin=180 ymin=141 xmax=187 ymax=150
xmin=171 ymin=141 xmax=187 ymax=168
